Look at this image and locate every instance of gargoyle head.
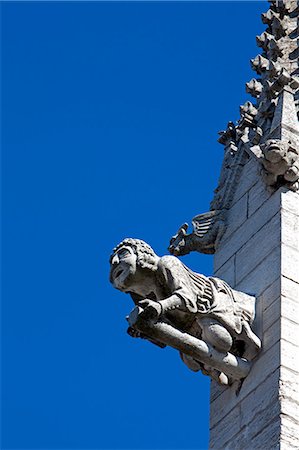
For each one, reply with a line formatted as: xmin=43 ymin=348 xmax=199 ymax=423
xmin=109 ymin=238 xmax=159 ymax=292
xmin=262 ymin=139 xmax=288 ymax=163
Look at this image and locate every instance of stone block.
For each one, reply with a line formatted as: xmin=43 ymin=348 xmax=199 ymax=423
xmin=263 ymin=296 xmax=280 ymax=334
xmin=281 ymin=339 xmax=299 ymax=373
xmin=281 ymin=276 xmax=299 ymax=302
xmin=214 ymin=254 xmax=235 ymax=287
xmin=281 ymin=396 xmax=299 ymax=424
xmin=263 ymin=318 xmax=280 ymax=352
xmin=221 ymin=194 xmax=248 ymax=242
xmin=281 ymin=296 xmax=299 ymax=323
xmin=230 ymin=157 xmax=260 ymax=206
xmin=235 ymin=213 xmax=280 ymax=284
xmin=281 ymin=189 xmax=299 ymax=216
xmin=282 ymin=243 xmax=299 ymax=283
xmin=249 ymin=418 xmax=281 ymax=449
xmin=210 ymin=340 xmax=280 ymax=428
xmin=239 ymin=368 xmax=280 ymax=429
xmin=248 ymin=177 xmax=272 ymax=217
xmin=235 ymin=246 xmax=281 ymax=296
xmin=260 ymin=277 xmax=281 ymax=311
xmin=215 ymin=189 xmax=281 ymax=271
xmin=210 ymin=380 xmax=227 ymax=403
xmin=281 ymin=316 xmax=299 ymax=347
xmin=220 ymin=411 xmax=281 ymax=450
xmin=242 ymin=401 xmax=281 ymax=447
xmin=209 ymin=404 xmax=241 ymax=449
xmin=281 ymin=208 xmax=299 ymax=251
xmin=280 ymin=366 xmax=299 ymax=403
xmin=281 ymin=416 xmax=299 ymax=449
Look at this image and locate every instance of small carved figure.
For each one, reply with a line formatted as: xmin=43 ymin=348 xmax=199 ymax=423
xmin=110 ymin=238 xmax=261 ymax=385
xmin=260 ymin=139 xmax=299 ymax=189
xmin=168 ymin=211 xmax=225 ymax=256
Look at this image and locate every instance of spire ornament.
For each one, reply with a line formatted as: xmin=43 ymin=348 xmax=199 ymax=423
xmin=169 ymin=0 xmax=299 ymax=256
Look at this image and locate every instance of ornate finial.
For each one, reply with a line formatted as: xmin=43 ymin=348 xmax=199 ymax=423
xmin=247 ymin=0 xmax=299 ymax=190
xmin=246 ymin=78 xmax=263 ymax=98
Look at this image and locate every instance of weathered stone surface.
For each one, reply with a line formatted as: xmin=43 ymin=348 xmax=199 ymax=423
xmin=281 ymin=295 xmax=299 ymax=322
xmin=214 ymin=189 xmax=281 ymax=271
xmin=281 ymin=339 xmax=299 ymax=373
xmin=235 ymin=212 xmax=280 ymax=284
xmin=281 ymin=317 xmax=299 ymax=349
xmin=281 ymin=275 xmax=299 ymax=302
xmin=248 ymin=177 xmax=272 ymax=216
xmin=281 ymin=366 xmax=299 ymax=402
xmin=281 ymin=416 xmax=299 ymax=450
xmin=263 ymin=316 xmax=280 ymax=352
xmin=249 ymin=418 xmax=281 ymax=449
xmin=210 ymin=368 xmax=280 ymax=448
xmin=263 ymin=296 xmax=280 ymax=336
xmin=281 ymin=208 xmax=299 ymax=249
xmin=228 ymin=158 xmax=260 ymax=207
xmin=214 ymin=255 xmax=235 ymax=287
xmin=210 ymin=340 xmax=280 ymax=428
xmin=220 ymin=193 xmax=248 ymax=241
xmin=260 ymin=277 xmax=281 ymax=311
xmin=281 ymin=189 xmax=299 ymax=216
xmin=282 ymin=242 xmax=299 ymax=282
xmin=235 ymin=245 xmax=281 ymax=295
xmin=209 ymin=404 xmax=241 ymax=449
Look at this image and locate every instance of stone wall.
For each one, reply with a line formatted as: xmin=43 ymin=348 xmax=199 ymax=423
xmin=209 ymin=157 xmax=299 ymax=449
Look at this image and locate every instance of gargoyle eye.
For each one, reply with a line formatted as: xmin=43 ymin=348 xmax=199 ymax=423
xmin=117 ymin=248 xmax=131 ymax=258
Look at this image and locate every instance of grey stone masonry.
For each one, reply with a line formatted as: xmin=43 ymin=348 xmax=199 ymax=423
xmin=210 ymin=156 xmax=299 ymax=449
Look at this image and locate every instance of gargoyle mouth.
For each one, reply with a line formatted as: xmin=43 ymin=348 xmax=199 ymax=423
xmin=114 ymin=268 xmax=124 ymax=279
xmin=268 ymin=144 xmax=280 ymax=151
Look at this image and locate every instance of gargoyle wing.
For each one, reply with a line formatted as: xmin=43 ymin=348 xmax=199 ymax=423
xmin=192 ymin=210 xmax=220 ymax=238
xmin=169 ymin=210 xmax=225 ymax=256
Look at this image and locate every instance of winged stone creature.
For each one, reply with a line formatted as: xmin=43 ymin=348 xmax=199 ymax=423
xmin=168 ymin=210 xmax=226 ymax=256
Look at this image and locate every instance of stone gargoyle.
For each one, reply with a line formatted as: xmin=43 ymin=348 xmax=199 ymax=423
xmin=260 ymin=139 xmax=299 ymax=190
xmin=109 ymin=238 xmax=261 ymax=385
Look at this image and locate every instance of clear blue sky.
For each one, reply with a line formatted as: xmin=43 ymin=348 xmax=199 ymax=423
xmin=2 ymin=1 xmax=267 ymax=449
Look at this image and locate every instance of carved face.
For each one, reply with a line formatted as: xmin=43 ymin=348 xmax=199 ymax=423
xmin=109 ymin=246 xmax=137 ymax=291
xmin=263 ymin=139 xmax=287 ymax=163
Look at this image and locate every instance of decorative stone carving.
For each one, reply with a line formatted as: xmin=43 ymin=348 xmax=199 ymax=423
xmin=110 ymin=238 xmax=261 ymax=385
xmin=168 ymin=210 xmax=225 ymax=256
xmin=239 ymin=101 xmax=258 ymax=129
xmin=270 ymin=69 xmax=299 ymax=96
xmin=262 ymin=10 xmax=288 ymax=39
xmin=260 ymin=139 xmax=299 ymax=189
xmin=246 ymin=78 xmax=263 ymax=98
xmin=256 ymin=31 xmax=272 ymax=51
xmin=251 ymin=54 xmax=269 ymax=74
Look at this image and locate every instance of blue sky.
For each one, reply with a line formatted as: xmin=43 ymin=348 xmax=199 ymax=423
xmin=2 ymin=1 xmax=267 ymax=449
